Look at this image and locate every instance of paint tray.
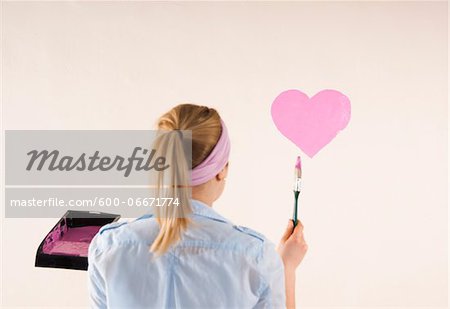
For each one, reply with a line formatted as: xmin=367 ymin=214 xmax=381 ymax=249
xmin=35 ymin=210 xmax=120 ymax=271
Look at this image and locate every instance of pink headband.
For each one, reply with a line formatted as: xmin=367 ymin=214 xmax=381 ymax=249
xmin=191 ymin=118 xmax=230 ymax=186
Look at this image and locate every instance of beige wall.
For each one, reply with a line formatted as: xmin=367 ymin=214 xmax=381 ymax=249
xmin=1 ymin=1 xmax=447 ymax=308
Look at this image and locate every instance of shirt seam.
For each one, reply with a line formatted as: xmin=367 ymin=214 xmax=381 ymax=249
xmin=167 ymin=253 xmax=176 ymax=309
xmin=256 ymin=244 xmax=273 ymax=308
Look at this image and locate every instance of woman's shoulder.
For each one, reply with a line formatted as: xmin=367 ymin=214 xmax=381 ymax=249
xmin=230 ymin=224 xmax=278 ymax=260
xmin=231 ymin=224 xmax=267 ymax=243
xmin=183 ymin=216 xmax=275 ymax=260
xmin=89 ymin=214 xmax=159 ymax=252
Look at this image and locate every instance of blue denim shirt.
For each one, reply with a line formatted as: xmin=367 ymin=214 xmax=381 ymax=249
xmin=87 ymin=199 xmax=286 ymax=308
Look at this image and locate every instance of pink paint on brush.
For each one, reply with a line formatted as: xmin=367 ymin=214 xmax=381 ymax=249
xmin=295 ymin=156 xmax=302 ymax=169
xmin=42 ymin=225 xmax=101 ymax=257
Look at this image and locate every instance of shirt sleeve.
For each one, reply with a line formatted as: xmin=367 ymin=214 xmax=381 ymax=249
xmin=87 ymin=234 xmax=107 ymax=309
xmin=254 ymin=239 xmax=286 ymax=309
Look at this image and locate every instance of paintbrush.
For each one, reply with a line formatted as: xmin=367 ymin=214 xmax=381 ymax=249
xmin=292 ymin=156 xmax=302 ymax=227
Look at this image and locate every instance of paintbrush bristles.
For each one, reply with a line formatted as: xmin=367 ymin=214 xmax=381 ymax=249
xmin=295 ymin=156 xmax=302 ymax=178
xmin=295 ymin=167 xmax=302 ymax=178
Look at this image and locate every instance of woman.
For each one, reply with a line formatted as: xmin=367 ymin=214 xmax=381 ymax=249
xmin=88 ymin=104 xmax=308 ymax=308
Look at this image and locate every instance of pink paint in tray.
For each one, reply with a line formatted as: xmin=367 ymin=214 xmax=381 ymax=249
xmin=36 ymin=210 xmax=120 ymax=271
xmin=42 ymin=222 xmax=101 ymax=257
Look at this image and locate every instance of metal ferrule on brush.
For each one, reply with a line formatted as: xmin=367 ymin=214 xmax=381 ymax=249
xmin=294 ymin=176 xmax=302 ymax=192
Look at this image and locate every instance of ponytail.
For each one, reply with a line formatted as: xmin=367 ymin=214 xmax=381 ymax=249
xmin=150 ymin=130 xmax=192 ymax=256
xmin=150 ymin=103 xmax=222 ymax=255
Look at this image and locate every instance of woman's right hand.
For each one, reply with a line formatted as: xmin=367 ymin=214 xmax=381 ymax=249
xmin=277 ymin=219 xmax=308 ymax=272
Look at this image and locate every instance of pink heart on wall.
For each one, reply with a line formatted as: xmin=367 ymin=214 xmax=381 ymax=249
xmin=271 ymin=89 xmax=351 ymax=158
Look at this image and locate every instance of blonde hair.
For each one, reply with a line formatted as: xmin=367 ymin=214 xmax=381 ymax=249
xmin=150 ymin=104 xmax=222 ymax=255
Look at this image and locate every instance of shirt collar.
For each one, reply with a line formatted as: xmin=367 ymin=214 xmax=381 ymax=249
xmin=190 ymin=199 xmax=231 ymax=224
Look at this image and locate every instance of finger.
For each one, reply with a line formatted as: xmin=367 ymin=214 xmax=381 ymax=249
xmin=292 ymin=220 xmax=304 ymax=239
xmin=297 ymin=219 xmax=304 ymax=227
xmin=281 ymin=219 xmax=294 ymax=241
xmin=294 ymin=219 xmax=304 ymax=231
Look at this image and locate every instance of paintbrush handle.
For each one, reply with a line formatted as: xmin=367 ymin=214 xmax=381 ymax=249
xmin=292 ymin=190 xmax=300 ymax=228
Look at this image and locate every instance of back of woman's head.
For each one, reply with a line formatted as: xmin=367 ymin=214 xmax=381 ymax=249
xmin=150 ymin=103 xmax=222 ymax=255
xmin=158 ymin=104 xmax=222 ymax=168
